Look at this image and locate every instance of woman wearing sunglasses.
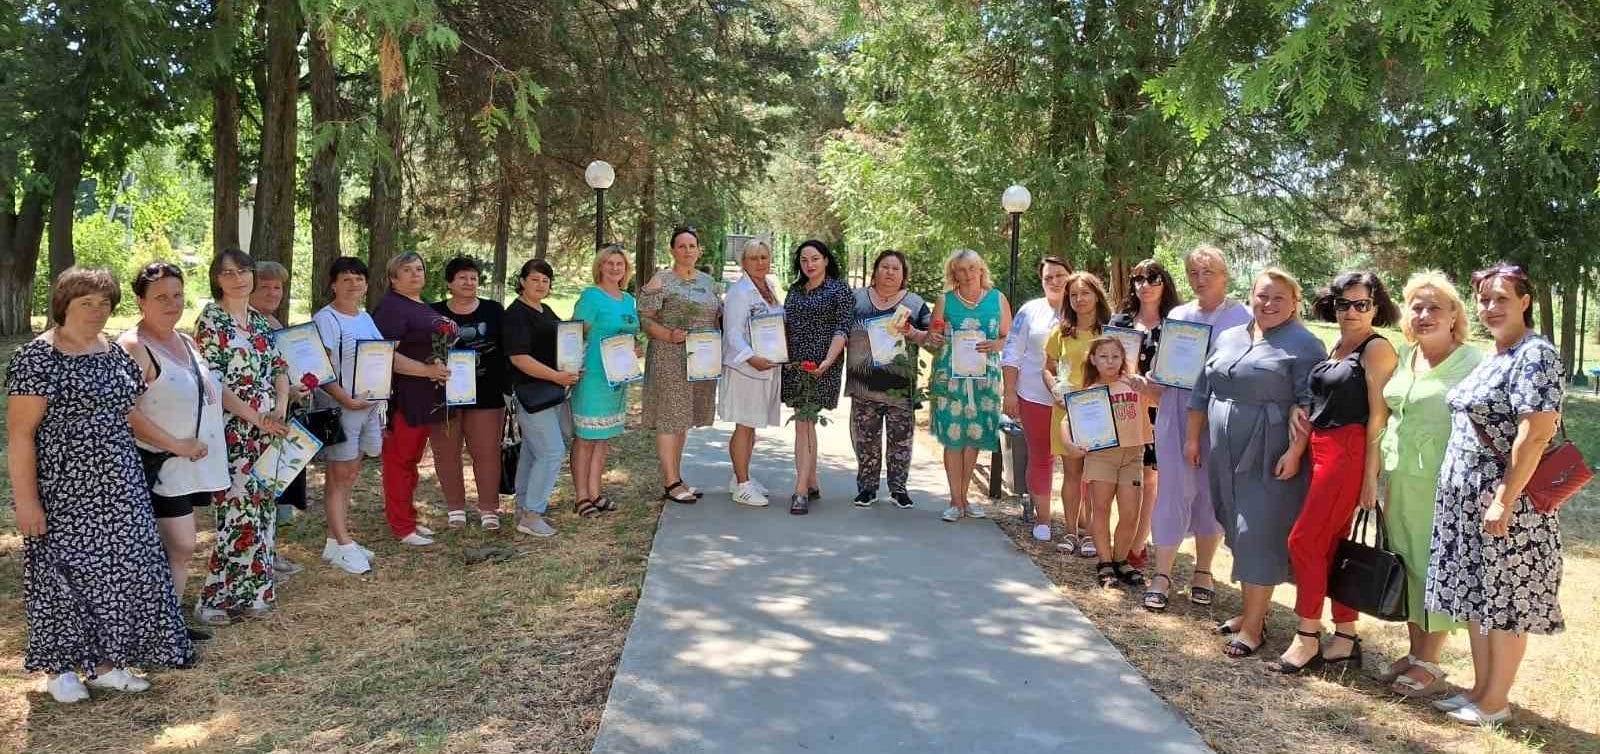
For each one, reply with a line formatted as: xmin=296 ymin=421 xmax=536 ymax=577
xmin=1271 ymin=271 xmax=1399 ymax=673
xmin=1108 ymin=259 xmax=1181 ymax=572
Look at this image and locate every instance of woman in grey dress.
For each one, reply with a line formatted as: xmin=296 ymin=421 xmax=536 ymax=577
xmin=1186 ymin=268 xmax=1327 ymax=658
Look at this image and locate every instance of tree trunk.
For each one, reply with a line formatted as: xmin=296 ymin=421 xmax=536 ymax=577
xmin=634 ymin=156 xmax=657 ymax=292
xmin=211 ymin=1 xmax=241 ymax=256
xmin=492 ymin=165 xmax=512 ymax=302
xmin=1537 ymin=280 xmax=1555 ymax=341
xmin=1 ymin=155 xmax=49 ymax=334
xmin=533 ymin=169 xmax=550 ymax=260
xmin=1559 ymin=279 xmax=1577 ymax=376
xmin=367 ymin=91 xmax=403 ymax=308
xmin=46 ymin=131 xmax=84 ymax=283
xmin=253 ymin=0 xmax=301 ymax=322
xmin=309 ymin=24 xmax=340 ymax=311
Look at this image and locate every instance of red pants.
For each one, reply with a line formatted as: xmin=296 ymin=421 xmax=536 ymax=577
xmin=1017 ymin=398 xmax=1059 ymax=496
xmin=429 ymin=407 xmax=504 ymax=514
xmin=1288 ymin=423 xmax=1364 ymax=624
xmin=382 ymin=411 xmax=435 ymax=538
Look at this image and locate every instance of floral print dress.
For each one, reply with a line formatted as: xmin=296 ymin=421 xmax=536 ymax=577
xmin=931 ymin=288 xmax=1002 ymax=450
xmin=1427 ymin=334 xmax=1565 ymax=634
xmin=193 ymin=302 xmax=287 ymax=613
xmin=5 ymin=339 xmax=195 ymax=675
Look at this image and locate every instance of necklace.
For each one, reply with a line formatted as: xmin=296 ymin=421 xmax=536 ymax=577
xmin=955 ymin=287 xmax=983 ymax=308
xmin=869 ymin=286 xmax=904 ymax=310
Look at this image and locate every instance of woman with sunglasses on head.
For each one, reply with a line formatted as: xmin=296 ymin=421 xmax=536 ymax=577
xmin=1427 ymin=263 xmax=1566 ymax=727
xmin=1108 ymin=259 xmax=1181 ymax=571
xmin=1270 ymin=271 xmax=1399 ymax=674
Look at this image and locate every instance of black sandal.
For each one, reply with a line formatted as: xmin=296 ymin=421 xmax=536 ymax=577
xmin=1323 ymin=631 xmax=1364 ymax=669
xmin=1113 ymin=560 xmax=1146 ymax=588
xmin=1223 ymin=637 xmax=1263 ymax=658
xmin=1189 ymin=569 xmax=1215 ymax=606
xmin=662 ymin=481 xmax=697 ymax=504
xmin=595 ymin=495 xmax=618 ymax=512
xmin=807 ymin=486 xmax=821 ymax=501
xmin=1267 ymin=630 xmax=1325 ymax=674
xmin=1095 ymin=562 xmax=1120 ymax=588
xmin=789 ymin=494 xmax=810 ymax=515
xmin=1142 ymin=574 xmax=1172 ymax=612
xmin=576 ymin=498 xmax=602 ymax=519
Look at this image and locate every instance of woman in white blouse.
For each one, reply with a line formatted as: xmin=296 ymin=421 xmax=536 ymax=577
xmin=999 ymin=257 xmax=1072 ymax=541
xmin=720 ymin=238 xmax=785 ymax=507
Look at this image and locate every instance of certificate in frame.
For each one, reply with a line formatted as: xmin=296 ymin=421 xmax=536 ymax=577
xmin=275 ymin=322 xmax=337 ymax=388
xmin=861 ymin=311 xmax=905 ymax=367
xmin=446 ymin=349 xmax=478 ymax=406
xmin=250 ymin=418 xmax=325 ymax=498
xmin=351 ymin=339 xmax=397 ymax=400
xmin=1065 ymin=384 xmax=1121 ymax=452
xmin=1149 ymin=319 xmax=1214 ymax=389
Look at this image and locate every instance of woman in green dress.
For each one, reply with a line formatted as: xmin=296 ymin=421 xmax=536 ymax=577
xmin=570 ymin=244 xmax=640 ymax=515
xmin=930 ymin=249 xmax=1011 ymax=523
xmin=1379 ymin=271 xmax=1481 ymax=696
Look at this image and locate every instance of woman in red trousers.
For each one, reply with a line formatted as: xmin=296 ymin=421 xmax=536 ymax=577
xmin=1271 ymin=270 xmax=1399 ymax=673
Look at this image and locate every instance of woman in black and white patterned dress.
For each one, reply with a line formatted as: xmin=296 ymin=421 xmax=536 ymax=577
xmin=1427 ymin=263 xmax=1565 ymax=727
xmin=6 ymin=268 xmax=195 ymax=704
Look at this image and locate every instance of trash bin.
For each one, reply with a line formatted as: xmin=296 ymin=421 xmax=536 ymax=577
xmin=1000 ymin=418 xmax=1031 ymax=522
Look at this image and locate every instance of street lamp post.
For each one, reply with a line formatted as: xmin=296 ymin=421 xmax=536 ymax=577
xmin=584 ymin=160 xmax=615 ymax=249
xmin=993 ymin=184 xmax=1033 ymax=507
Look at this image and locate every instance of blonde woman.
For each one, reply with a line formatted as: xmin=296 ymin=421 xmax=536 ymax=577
xmin=1376 ymin=271 xmax=1480 ymax=696
xmin=720 ymin=238 xmax=784 ymax=507
xmin=570 ymin=244 xmax=639 ymax=515
xmin=931 ymin=249 xmax=1011 ymax=522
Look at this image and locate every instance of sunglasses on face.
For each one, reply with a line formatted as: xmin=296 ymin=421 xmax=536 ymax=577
xmin=1130 ymin=274 xmax=1164 ymax=287
xmin=1334 ymin=298 xmax=1373 ymax=313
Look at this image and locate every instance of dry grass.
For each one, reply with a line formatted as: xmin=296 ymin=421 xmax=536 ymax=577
xmin=0 ymin=334 xmax=664 ymax=753
xmin=988 ymin=488 xmax=1600 ymax=754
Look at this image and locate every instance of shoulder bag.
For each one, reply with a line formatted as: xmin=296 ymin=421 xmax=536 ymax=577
xmin=499 ymin=406 xmax=521 ymax=495
xmin=1471 ymin=418 xmax=1591 ymax=514
xmin=301 ymin=313 xmax=347 ymax=446
xmin=1327 ymin=508 xmax=1408 ymax=622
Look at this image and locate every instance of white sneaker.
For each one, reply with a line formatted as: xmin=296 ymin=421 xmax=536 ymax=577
xmin=965 ymin=503 xmax=988 ymax=519
xmin=1432 ymin=693 xmax=1473 ymax=712
xmin=47 ymin=673 xmax=89 ymax=703
xmin=732 ymin=481 xmax=770 ymax=507
xmin=1032 ymin=524 xmax=1052 ymax=541
xmin=87 ymin=668 xmax=150 ymax=693
xmin=516 ymin=512 xmax=557 ymax=538
xmin=330 ymin=542 xmax=373 ymax=575
xmin=413 ymin=524 xmax=435 ymax=537
xmin=1447 ymin=703 xmax=1511 ymax=727
xmin=323 ymin=539 xmax=375 ymax=561
xmin=399 ymin=532 xmax=434 ymax=546
xmin=729 ymin=476 xmax=770 ymax=496
xmin=941 ymin=506 xmax=962 ymax=522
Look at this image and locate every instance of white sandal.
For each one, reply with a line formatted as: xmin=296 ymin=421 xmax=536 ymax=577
xmin=1391 ymin=659 xmax=1448 ymax=697
xmin=446 ymin=510 xmax=468 ymax=528
xmin=480 ymin=512 xmax=501 ymax=531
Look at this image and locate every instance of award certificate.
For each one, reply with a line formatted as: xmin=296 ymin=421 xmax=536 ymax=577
xmin=352 ymin=339 xmax=397 ymax=400
xmin=951 ymin=329 xmax=987 ymax=379
xmin=1149 ymin=319 xmax=1214 ymax=389
xmin=275 ymin=322 xmax=337 ymax=388
xmin=749 ymin=312 xmax=789 ymax=363
xmin=446 ymin=349 xmax=478 ymax=406
xmin=556 ymin=321 xmax=585 ymax=372
xmin=862 ymin=312 xmax=905 ymax=367
xmin=250 ymin=419 xmax=324 ymax=499
xmin=685 ymin=329 xmax=722 ymax=382
xmin=601 ymin=334 xmax=644 ymax=387
xmin=1065 ymin=385 xmax=1120 ymax=452
xmin=1102 ymin=325 xmax=1146 ymax=374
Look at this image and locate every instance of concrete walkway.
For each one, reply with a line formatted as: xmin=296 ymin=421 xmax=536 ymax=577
xmin=591 ymin=398 xmax=1210 ymax=753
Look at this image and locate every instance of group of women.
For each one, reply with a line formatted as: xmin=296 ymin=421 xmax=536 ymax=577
xmin=7 ymin=236 xmax=1569 ymax=727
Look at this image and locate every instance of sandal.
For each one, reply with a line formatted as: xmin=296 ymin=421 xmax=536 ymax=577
xmin=1077 ymin=531 xmax=1098 ymax=559
xmin=1095 ymin=562 xmax=1120 ymax=589
xmin=595 ymin=495 xmax=619 ymax=512
xmin=1323 ymin=631 xmax=1363 ymax=669
xmin=1113 ymin=560 xmax=1146 ymax=588
xmin=807 ymin=487 xmax=821 ymax=502
xmin=1379 ymin=654 xmax=1418 ymax=684
xmin=1055 ymin=533 xmax=1080 ymax=555
xmin=447 ymin=510 xmax=468 ymax=528
xmin=1390 ymin=659 xmax=1448 ymax=697
xmin=1142 ymin=574 xmax=1172 ymax=612
xmin=1189 ymin=569 xmax=1215 ymax=606
xmin=480 ymin=512 xmax=501 ymax=530
xmin=576 ymin=499 xmax=602 ymax=519
xmin=789 ymin=494 xmax=810 ymax=515
xmin=662 ymin=481 xmax=697 ymax=504
xmin=1267 ymin=630 xmax=1326 ymax=674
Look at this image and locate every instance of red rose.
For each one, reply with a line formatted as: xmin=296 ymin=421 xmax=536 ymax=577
xmin=801 ymin=361 xmax=819 ymax=373
xmin=300 ymin=372 xmax=320 ymax=390
xmin=433 ymin=319 xmax=459 ymax=338
xmin=929 ymin=318 xmax=946 ymax=333
xmin=236 ymin=523 xmax=255 ymax=550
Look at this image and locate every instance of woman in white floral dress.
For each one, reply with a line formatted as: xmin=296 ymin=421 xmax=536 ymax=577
xmin=1427 ymin=263 xmax=1565 ymax=727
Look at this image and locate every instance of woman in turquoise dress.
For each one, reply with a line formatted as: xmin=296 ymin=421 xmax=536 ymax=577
xmin=1378 ymin=271 xmax=1480 ymax=697
xmin=570 ymin=244 xmax=640 ymax=514
xmin=930 ymin=249 xmax=1011 ymax=523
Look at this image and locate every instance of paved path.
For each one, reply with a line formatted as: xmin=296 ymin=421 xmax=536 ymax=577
xmin=592 ymin=398 xmax=1210 ymax=753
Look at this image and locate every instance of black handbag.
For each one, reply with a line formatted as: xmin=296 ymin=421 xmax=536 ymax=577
xmin=1327 ymin=508 xmax=1409 ymax=622
xmin=499 ymin=405 xmax=521 ymax=496
xmin=514 ymin=379 xmax=567 ymax=414
xmin=302 ymin=405 xmax=347 ymax=445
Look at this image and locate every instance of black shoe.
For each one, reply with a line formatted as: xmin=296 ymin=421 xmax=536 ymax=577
xmin=807 ymin=487 xmax=821 ymax=501
xmin=891 ymin=492 xmax=915 ymax=509
xmin=852 ymin=490 xmax=876 ymax=507
xmin=187 ymin=627 xmax=213 ymax=643
xmin=1268 ymin=630 xmax=1325 ymax=674
xmin=1323 ymin=631 xmax=1364 ymax=669
xmin=789 ymin=494 xmax=810 ymax=515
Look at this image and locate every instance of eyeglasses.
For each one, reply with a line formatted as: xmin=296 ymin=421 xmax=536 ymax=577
xmin=1334 ymin=298 xmax=1373 ymax=313
xmin=1130 ymin=274 xmax=1164 ymax=287
xmin=218 ymin=267 xmax=253 ymax=279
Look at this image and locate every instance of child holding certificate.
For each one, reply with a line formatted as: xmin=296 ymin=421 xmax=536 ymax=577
xmin=1056 ymin=337 xmax=1153 ymax=591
